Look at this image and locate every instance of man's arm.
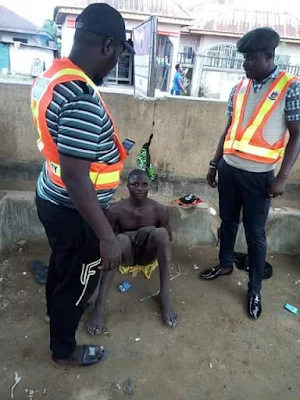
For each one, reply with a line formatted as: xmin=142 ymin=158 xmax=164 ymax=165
xmin=60 ymin=155 xmax=116 ymax=241
xmin=268 ymin=120 xmax=300 ymax=197
xmin=211 ymin=117 xmax=233 ymax=164
xmin=206 ymin=85 xmax=236 ymax=188
xmin=178 ymin=78 xmax=185 ymax=92
xmin=107 ymin=206 xmax=120 ymax=235
xmin=278 ymin=121 xmax=300 ymax=178
xmin=157 ymin=206 xmax=172 ymax=241
xmin=268 ymin=81 xmax=300 ymax=197
xmin=58 ymin=92 xmax=121 ymax=270
xmin=206 ymin=117 xmax=232 ymax=188
xmin=211 ymin=84 xmax=236 ymax=164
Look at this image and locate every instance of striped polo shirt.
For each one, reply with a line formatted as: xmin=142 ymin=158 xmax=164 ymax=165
xmin=36 ymin=79 xmax=120 ymax=209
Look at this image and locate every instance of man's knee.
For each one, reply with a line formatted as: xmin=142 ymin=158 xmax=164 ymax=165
xmin=117 ymin=234 xmax=132 ymax=256
xmin=153 ymin=227 xmax=170 ymax=245
xmin=117 ymin=234 xmax=131 ymax=249
xmin=117 ymin=234 xmax=134 ymax=265
xmin=244 ymin=224 xmax=266 ymax=249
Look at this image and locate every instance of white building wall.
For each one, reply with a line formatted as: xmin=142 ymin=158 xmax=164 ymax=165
xmin=9 ymin=45 xmax=54 ymax=75
xmin=283 ymin=42 xmax=300 ymax=65
xmin=179 ymin=33 xmax=200 ymax=53
xmin=0 ymin=31 xmax=42 ymax=46
xmin=201 ymin=69 xmax=244 ymax=101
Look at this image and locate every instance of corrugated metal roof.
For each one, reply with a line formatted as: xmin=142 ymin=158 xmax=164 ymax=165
xmin=190 ymin=8 xmax=300 ymax=40
xmin=55 ymin=0 xmax=189 ymax=19
xmin=0 ymin=5 xmax=40 ymax=33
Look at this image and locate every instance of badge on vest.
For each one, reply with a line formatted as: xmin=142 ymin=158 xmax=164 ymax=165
xmin=50 ymin=162 xmax=58 ymax=174
xmin=268 ymin=91 xmax=279 ymax=101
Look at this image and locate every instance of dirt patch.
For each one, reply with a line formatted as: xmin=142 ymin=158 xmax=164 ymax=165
xmin=0 ymin=241 xmax=299 ymax=400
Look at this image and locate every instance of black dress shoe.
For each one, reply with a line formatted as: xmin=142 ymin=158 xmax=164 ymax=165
xmin=247 ymin=291 xmax=262 ymax=319
xmin=200 ymin=266 xmax=233 ymax=280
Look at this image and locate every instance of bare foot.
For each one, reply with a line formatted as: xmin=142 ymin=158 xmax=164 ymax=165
xmin=86 ymin=305 xmax=107 ymax=335
xmin=160 ymin=294 xmax=178 ymax=328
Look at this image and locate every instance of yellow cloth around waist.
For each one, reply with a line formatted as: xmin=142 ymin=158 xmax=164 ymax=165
xmin=119 ymin=260 xmax=158 ymax=279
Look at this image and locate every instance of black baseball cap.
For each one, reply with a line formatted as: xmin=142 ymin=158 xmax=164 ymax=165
xmin=75 ymin=3 xmax=135 ymax=54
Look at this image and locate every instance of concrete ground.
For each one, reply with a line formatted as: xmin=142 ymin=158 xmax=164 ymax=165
xmin=0 ymin=241 xmax=299 ymax=400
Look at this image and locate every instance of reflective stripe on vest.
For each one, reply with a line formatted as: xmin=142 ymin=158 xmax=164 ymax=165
xmin=47 ymin=161 xmax=120 ymax=187
xmin=31 ymin=58 xmax=127 ymax=190
xmin=228 ymin=78 xmax=249 ymax=142
xmin=31 ymin=68 xmax=98 ymax=149
xmin=224 ymin=71 xmax=297 ymax=163
xmin=223 ymin=140 xmax=285 ymax=160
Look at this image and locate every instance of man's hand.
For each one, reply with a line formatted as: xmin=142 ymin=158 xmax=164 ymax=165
xmin=100 ymin=236 xmax=122 ymax=271
xmin=135 ymin=226 xmax=156 ymax=247
xmin=206 ymin=168 xmax=217 ymax=188
xmin=60 ymin=155 xmax=121 ymax=270
xmin=268 ymin=176 xmax=287 ymax=198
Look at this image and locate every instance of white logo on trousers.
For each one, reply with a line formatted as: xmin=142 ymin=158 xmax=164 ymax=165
xmin=76 ymin=258 xmax=101 ymax=306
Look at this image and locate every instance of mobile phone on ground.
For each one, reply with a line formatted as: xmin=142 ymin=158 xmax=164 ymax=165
xmin=122 ymin=139 xmax=135 ymax=153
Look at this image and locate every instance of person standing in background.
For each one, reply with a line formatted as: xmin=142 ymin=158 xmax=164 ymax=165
xmin=200 ymin=28 xmax=300 ymax=320
xmin=171 ymin=64 xmax=186 ymax=95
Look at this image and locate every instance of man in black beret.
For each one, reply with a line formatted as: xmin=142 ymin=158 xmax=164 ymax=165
xmin=200 ymin=27 xmax=300 ymax=319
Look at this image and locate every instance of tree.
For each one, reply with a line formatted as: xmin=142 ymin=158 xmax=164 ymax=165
xmin=42 ymin=20 xmax=58 ymax=41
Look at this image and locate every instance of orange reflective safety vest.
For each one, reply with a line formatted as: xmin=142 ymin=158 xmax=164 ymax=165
xmin=31 ymin=57 xmax=127 ymax=190
xmin=224 ymin=71 xmax=298 ymax=164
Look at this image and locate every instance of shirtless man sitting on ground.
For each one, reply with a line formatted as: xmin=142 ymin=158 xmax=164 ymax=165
xmin=86 ymin=169 xmax=178 ymax=334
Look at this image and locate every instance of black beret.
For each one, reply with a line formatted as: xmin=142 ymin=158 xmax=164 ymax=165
xmin=237 ymin=27 xmax=280 ymax=53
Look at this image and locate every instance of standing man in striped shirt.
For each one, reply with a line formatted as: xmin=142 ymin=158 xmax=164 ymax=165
xmin=31 ymin=3 xmax=134 ymax=367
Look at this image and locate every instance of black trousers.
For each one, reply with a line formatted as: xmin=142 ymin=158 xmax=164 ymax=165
xmin=36 ymin=196 xmax=101 ymax=359
xmin=218 ymin=159 xmax=274 ymax=293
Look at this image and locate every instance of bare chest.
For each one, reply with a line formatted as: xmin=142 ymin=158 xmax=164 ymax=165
xmin=119 ymin=207 xmax=158 ymax=232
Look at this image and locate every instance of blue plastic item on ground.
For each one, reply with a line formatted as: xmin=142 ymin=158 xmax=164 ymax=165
xmin=119 ymin=281 xmax=132 ymax=293
xmin=284 ymin=303 xmax=298 ymax=315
